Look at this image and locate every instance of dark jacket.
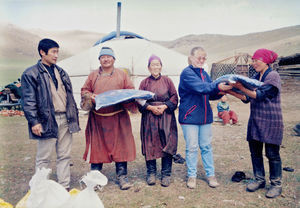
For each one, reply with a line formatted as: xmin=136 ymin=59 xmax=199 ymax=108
xmin=21 ymin=60 xmax=80 ymax=140
xmin=178 ymin=65 xmax=222 ymax=125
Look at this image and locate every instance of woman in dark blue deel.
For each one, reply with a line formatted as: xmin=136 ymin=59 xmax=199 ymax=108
xmin=230 ymin=48 xmax=283 ymax=198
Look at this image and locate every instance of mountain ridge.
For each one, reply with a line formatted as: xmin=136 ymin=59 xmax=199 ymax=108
xmin=0 ymin=23 xmax=299 ymax=64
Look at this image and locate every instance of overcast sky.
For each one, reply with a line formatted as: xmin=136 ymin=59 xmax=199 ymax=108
xmin=1 ymin=0 xmax=300 ymax=40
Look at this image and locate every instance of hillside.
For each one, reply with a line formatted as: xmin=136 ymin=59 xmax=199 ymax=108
xmin=1 ymin=23 xmax=299 ymax=64
xmin=30 ymin=29 xmax=106 ymax=56
xmin=0 ymin=23 xmax=105 ymax=85
xmin=0 ymin=23 xmax=299 ymax=85
xmin=0 ymin=23 xmax=105 ymax=61
xmin=0 ymin=23 xmax=43 ymax=61
xmin=156 ymin=25 xmax=300 ymax=63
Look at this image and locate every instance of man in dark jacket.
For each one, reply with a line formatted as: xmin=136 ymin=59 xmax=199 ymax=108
xmin=21 ymin=38 xmax=80 ymax=191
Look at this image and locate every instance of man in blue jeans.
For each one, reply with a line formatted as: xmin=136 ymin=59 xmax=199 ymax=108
xmin=178 ymin=47 xmax=232 ymax=189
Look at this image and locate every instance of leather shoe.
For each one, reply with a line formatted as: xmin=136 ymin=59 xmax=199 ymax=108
xmin=146 ymin=174 xmax=156 ymax=186
xmin=265 ymin=186 xmax=282 ymax=198
xmin=161 ymin=176 xmax=171 ymax=187
xmin=246 ymin=180 xmax=265 ymax=192
xmin=187 ymin=177 xmax=196 ymax=189
xmin=118 ymin=175 xmax=132 ymax=190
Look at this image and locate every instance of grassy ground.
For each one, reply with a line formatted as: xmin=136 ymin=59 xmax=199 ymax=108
xmin=0 ymin=58 xmax=35 ymax=87
xmin=0 ymin=78 xmax=299 ymax=208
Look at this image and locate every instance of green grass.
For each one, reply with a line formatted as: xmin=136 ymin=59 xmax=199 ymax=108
xmin=0 ymin=58 xmax=35 ymax=86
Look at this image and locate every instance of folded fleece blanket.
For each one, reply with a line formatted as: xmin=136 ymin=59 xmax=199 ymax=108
xmin=95 ymin=89 xmax=154 ymax=110
xmin=214 ymin=74 xmax=263 ymax=94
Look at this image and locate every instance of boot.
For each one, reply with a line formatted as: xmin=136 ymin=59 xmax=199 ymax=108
xmin=269 ymin=159 xmax=282 ymax=187
xmin=161 ymin=154 xmax=172 ymax=187
xmin=247 ymin=155 xmax=266 ymax=192
xmin=91 ymin=163 xmax=103 ymax=171
xmin=146 ymin=160 xmax=157 ymax=185
xmin=266 ymin=159 xmax=282 ymax=198
xmin=265 ymin=186 xmax=282 ymax=198
xmin=251 ymin=156 xmax=266 ymax=182
xmin=118 ymin=175 xmax=132 ymax=190
xmin=207 ymin=176 xmax=220 ymax=188
xmin=116 ymin=162 xmax=132 ymax=190
xmin=246 ymin=180 xmax=266 ymax=192
xmin=147 ymin=174 xmax=156 ymax=186
xmin=187 ymin=177 xmax=196 ymax=189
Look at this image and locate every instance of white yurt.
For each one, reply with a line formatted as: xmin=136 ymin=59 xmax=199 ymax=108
xmin=58 ymin=31 xmax=188 ymax=107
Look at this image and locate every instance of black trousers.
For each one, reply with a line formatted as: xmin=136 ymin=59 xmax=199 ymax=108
xmin=146 ymin=154 xmax=173 ymax=177
xmin=91 ymin=162 xmax=128 ymax=177
xmin=248 ymin=139 xmax=282 ymax=186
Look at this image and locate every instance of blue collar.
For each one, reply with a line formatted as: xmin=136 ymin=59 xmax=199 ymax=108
xmin=189 ymin=65 xmax=204 ymax=70
xmin=254 ymin=67 xmax=272 ymax=82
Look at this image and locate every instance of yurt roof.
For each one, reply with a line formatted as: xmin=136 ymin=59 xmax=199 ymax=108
xmin=58 ymin=37 xmax=187 ymax=77
xmin=93 ymin=31 xmax=148 ymax=46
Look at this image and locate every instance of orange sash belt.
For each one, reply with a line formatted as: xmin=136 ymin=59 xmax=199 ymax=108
xmin=93 ymin=109 xmax=124 ymax=116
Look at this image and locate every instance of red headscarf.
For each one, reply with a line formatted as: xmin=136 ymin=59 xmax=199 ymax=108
xmin=252 ymin=49 xmax=278 ymax=64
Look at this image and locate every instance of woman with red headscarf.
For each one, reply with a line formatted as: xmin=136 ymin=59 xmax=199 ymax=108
xmin=229 ymin=48 xmax=283 ymax=198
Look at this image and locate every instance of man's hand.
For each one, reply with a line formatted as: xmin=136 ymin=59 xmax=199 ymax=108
xmin=32 ymin=123 xmax=43 ymax=136
xmin=91 ymin=94 xmax=97 ymax=104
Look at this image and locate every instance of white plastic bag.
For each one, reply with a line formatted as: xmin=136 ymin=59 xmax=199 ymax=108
xmin=26 ymin=168 xmax=69 ymax=208
xmin=61 ymin=170 xmax=108 ymax=208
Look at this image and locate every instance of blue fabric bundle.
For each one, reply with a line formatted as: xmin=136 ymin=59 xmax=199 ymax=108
xmin=95 ymin=89 xmax=154 ymax=110
xmin=214 ymin=74 xmax=263 ymax=94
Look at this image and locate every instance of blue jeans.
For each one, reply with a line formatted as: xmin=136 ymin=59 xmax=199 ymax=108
xmin=181 ymin=124 xmax=215 ymax=178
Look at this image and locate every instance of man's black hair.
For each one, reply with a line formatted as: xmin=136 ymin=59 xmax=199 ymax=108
xmin=38 ymin=38 xmax=59 ymax=57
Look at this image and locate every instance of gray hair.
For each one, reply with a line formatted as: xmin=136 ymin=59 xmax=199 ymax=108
xmin=190 ymin=47 xmax=206 ymax=56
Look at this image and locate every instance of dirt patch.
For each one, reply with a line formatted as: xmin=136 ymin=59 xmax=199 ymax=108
xmin=0 ymin=78 xmax=299 ymax=207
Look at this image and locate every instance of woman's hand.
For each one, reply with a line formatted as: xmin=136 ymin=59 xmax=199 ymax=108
xmin=157 ymin=104 xmax=168 ymax=114
xmin=230 ymin=82 xmax=244 ymax=90
xmin=226 ymin=90 xmax=247 ymax=101
xmin=218 ymin=82 xmax=233 ymax=91
xmin=147 ymin=105 xmax=160 ymax=115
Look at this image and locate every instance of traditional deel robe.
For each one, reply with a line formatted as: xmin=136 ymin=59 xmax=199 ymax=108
xmin=139 ymin=75 xmax=178 ymax=161
xmin=247 ymin=68 xmax=283 ymax=145
xmin=81 ymin=68 xmax=136 ymax=163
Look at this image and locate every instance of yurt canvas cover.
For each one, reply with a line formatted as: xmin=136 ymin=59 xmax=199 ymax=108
xmin=58 ymin=38 xmax=188 ymax=107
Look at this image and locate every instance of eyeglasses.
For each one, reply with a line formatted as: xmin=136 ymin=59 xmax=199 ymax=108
xmin=198 ymin=57 xmax=207 ymax=61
